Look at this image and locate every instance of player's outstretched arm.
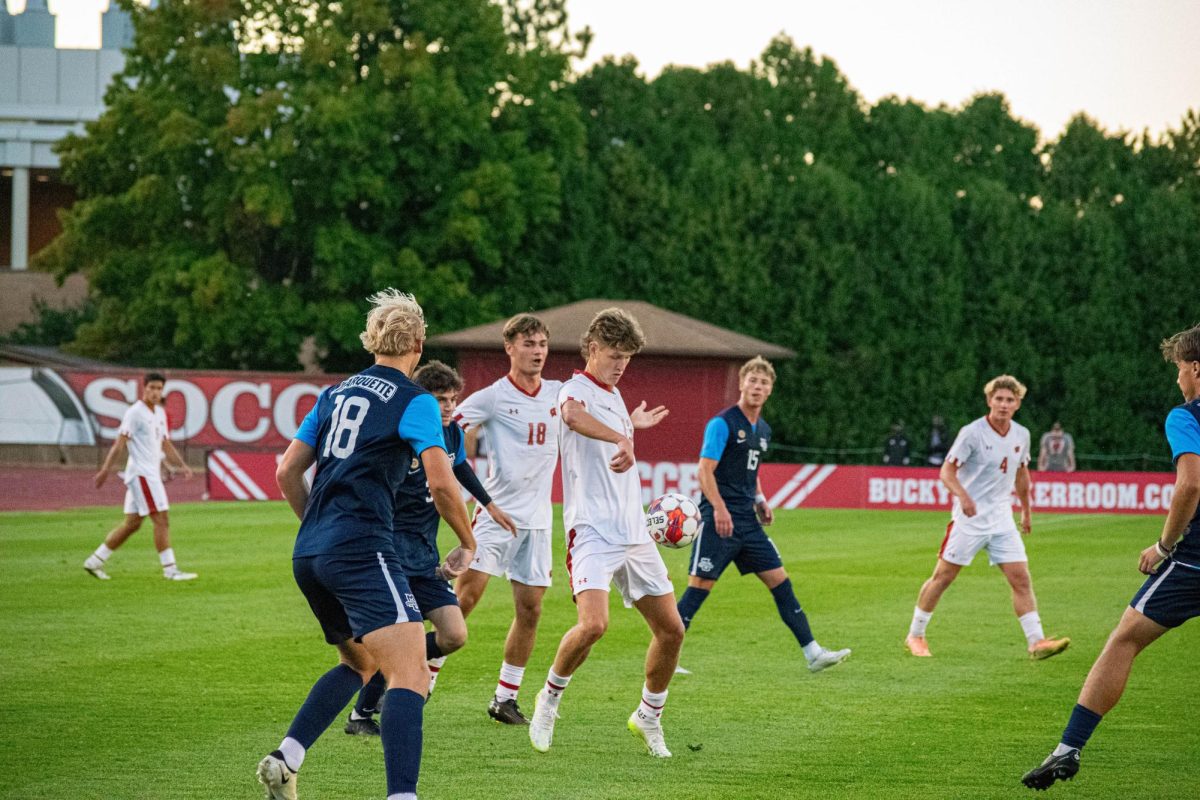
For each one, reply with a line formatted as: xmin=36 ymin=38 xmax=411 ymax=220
xmin=939 ymin=460 xmax=976 ymax=516
xmin=93 ymin=435 xmax=129 ymax=488
xmin=630 ymin=400 xmax=669 ymax=430
xmin=1139 ymin=453 xmax=1200 ymax=574
xmin=276 ymin=439 xmax=316 ymax=521
xmin=452 ymin=459 xmax=516 ymax=535
xmin=561 ymin=399 xmax=636 ymax=473
xmin=425 ymin=447 xmax=477 ymax=565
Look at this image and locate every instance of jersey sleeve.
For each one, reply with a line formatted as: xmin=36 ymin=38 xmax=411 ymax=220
xmin=398 ymin=393 xmax=447 ymax=456
xmin=294 ymin=390 xmax=325 ymax=447
xmin=1021 ymin=429 xmax=1032 ymax=466
xmin=558 ymin=380 xmax=586 ymax=411
xmin=945 ymin=425 xmax=976 ymax=466
xmin=455 ymin=384 xmax=495 ymax=431
xmin=117 ymin=404 xmax=138 ymax=439
xmin=699 ymin=417 xmax=730 ymax=461
xmin=1165 ymin=408 xmax=1200 ymax=464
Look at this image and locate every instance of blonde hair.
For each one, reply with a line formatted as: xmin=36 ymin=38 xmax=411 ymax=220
xmin=580 ymin=307 xmax=645 ymax=358
xmin=984 ymin=374 xmax=1027 ymax=400
xmin=739 ymin=356 xmax=776 ymax=383
xmin=1160 ymin=323 xmax=1200 ymax=363
xmin=359 ymin=289 xmax=426 ymax=356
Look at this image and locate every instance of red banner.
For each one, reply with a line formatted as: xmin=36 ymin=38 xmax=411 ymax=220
xmin=59 ymin=370 xmax=343 ymax=449
xmin=206 ymin=452 xmax=1179 ymax=516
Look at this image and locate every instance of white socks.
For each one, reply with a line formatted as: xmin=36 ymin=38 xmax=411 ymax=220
xmin=388 ymin=793 xmax=418 ymax=800
xmin=544 ymin=669 xmax=571 ymax=699
xmin=427 ymin=656 xmax=446 ymax=693
xmin=909 ymin=606 xmax=933 ymax=637
xmin=636 ymin=684 xmax=667 ymax=723
xmin=496 ymin=661 xmax=525 ymax=702
xmin=1019 ymin=611 xmax=1045 ymax=646
xmin=278 ymin=737 xmax=305 ymax=772
xmin=1052 ymin=743 xmax=1077 ymax=756
xmin=159 ymin=547 xmax=177 ymax=573
xmin=93 ymin=543 xmax=114 ymax=562
xmin=801 ymin=641 xmax=823 ymax=663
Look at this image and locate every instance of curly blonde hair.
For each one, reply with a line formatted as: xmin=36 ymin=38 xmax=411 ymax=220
xmin=1160 ymin=323 xmax=1200 ymax=363
xmin=984 ymin=374 xmax=1027 ymax=400
xmin=739 ymin=356 xmax=776 ymax=383
xmin=359 ymin=289 xmax=426 ymax=356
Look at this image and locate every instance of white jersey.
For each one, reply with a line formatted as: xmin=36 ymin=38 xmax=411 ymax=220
xmin=454 ymin=375 xmax=563 ymax=530
xmin=558 ymin=371 xmax=647 ymax=546
xmin=118 ymin=400 xmax=168 ymax=479
xmin=945 ymin=416 xmax=1031 ymax=534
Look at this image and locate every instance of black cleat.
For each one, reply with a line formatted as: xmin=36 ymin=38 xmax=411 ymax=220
xmin=488 ymin=697 xmax=530 ymax=725
xmin=344 ymin=713 xmax=381 ymax=736
xmin=1022 ymin=748 xmax=1080 ymax=790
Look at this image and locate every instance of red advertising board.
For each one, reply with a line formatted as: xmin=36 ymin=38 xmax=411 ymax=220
xmin=59 ymin=370 xmax=344 ymax=449
xmin=206 ymin=452 xmax=1178 ymax=516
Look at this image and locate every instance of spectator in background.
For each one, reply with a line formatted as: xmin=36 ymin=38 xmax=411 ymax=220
xmin=927 ymin=415 xmax=949 ymax=466
xmin=883 ymin=421 xmax=911 ymax=466
xmin=1038 ymin=422 xmax=1076 ymax=472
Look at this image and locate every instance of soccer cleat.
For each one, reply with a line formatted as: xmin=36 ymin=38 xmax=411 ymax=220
xmin=256 ymin=752 xmax=298 ymax=800
xmin=344 ymin=713 xmax=381 ymax=736
xmin=1029 ymin=637 xmax=1071 ymax=660
xmin=528 ymin=690 xmax=559 ymax=753
xmin=83 ymin=556 xmax=111 ymax=580
xmin=488 ymin=697 xmax=530 ymax=725
xmin=673 ymin=664 xmax=692 ymax=675
xmin=628 ymin=710 xmax=672 ymax=758
xmin=164 ymin=570 xmax=198 ymax=581
xmin=1021 ymin=748 xmax=1080 ymax=790
xmin=808 ymin=647 xmax=851 ymax=673
xmin=905 ymin=634 xmax=932 ymax=657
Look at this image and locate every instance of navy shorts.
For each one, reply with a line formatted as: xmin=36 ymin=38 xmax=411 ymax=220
xmin=688 ymin=509 xmax=783 ymax=580
xmin=293 ymin=550 xmax=424 ymax=645
xmin=1129 ymin=559 xmax=1200 ymax=628
xmin=407 ymin=574 xmax=460 ymax=618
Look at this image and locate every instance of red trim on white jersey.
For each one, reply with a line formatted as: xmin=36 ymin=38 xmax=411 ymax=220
xmin=575 ymin=369 xmax=614 ymax=393
xmin=985 ymin=415 xmax=1012 ymax=437
xmin=453 ymin=412 xmax=469 ymax=430
xmin=506 ymin=374 xmax=542 ymax=398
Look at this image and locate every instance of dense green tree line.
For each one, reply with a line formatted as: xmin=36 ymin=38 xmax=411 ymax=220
xmin=36 ymin=1 xmax=1200 ymax=466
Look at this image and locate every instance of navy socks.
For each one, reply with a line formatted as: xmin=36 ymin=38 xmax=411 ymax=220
xmin=771 ymin=579 xmax=815 ymax=647
xmin=285 ymin=664 xmax=364 ymax=749
xmin=676 ymin=587 xmax=711 ymax=630
xmin=1061 ymin=703 xmax=1104 ymax=750
xmin=381 ymin=687 xmax=424 ymax=795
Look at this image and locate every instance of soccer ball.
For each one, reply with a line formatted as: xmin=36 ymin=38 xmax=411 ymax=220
xmin=646 ymin=492 xmax=702 ymax=548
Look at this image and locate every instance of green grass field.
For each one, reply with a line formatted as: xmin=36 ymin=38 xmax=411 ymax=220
xmin=1 ymin=503 xmax=1196 ymax=799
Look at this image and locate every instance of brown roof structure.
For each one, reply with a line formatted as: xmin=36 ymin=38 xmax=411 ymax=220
xmin=428 ymin=299 xmax=794 ymax=359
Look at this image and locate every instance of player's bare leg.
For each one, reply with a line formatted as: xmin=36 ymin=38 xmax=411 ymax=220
xmin=145 ymin=510 xmax=195 ymax=581
xmin=484 ymin=581 xmax=545 ymax=724
xmin=627 ymin=592 xmax=684 ymax=757
xmin=1022 ymin=609 xmax=1166 ymax=789
xmin=998 ymin=561 xmax=1068 ymax=659
xmin=84 ymin=514 xmax=142 ymax=580
xmin=454 ymin=568 xmax=491 ymax=616
xmin=530 ymin=590 xmax=608 ymax=752
xmin=907 ymin=558 xmax=961 ymax=656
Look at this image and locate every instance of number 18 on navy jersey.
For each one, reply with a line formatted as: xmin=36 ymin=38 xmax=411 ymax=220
xmin=292 ymin=364 xmax=445 ymax=559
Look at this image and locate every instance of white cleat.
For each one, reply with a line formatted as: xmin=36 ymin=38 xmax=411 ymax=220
xmin=528 ymin=690 xmax=560 ymax=753
xmin=807 ymin=647 xmax=851 ymax=673
xmin=628 ymin=710 xmax=672 ymax=758
xmin=673 ymin=664 xmax=692 ymax=675
xmin=83 ymin=556 xmax=111 ymax=580
xmin=256 ymin=753 xmax=298 ymax=800
xmin=164 ymin=570 xmax=198 ymax=581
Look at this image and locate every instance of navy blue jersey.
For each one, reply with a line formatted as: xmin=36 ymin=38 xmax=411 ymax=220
xmin=1167 ymin=398 xmax=1200 ymax=566
xmin=292 ymin=365 xmax=444 ymax=558
xmin=394 ymin=423 xmax=467 ymax=577
xmin=698 ymin=405 xmax=772 ymax=517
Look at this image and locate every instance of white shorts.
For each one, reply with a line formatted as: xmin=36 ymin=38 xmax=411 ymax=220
xmin=469 ymin=510 xmax=552 ymax=587
xmin=938 ymin=522 xmax=1026 ymax=567
xmin=566 ymin=526 xmax=674 ymax=607
xmin=123 ymin=474 xmax=169 ymax=517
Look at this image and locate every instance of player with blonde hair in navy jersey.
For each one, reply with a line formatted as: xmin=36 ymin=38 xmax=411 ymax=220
xmin=1022 ymin=325 xmax=1200 ymax=790
xmin=257 ymin=290 xmax=476 ymax=800
xmin=676 ymin=356 xmax=850 ymax=672
xmin=905 ymin=375 xmax=1069 ymax=660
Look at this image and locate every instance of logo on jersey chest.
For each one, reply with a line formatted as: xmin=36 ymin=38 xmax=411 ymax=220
xmin=506 ymin=408 xmax=520 ymax=416
xmin=738 ymin=429 xmax=747 ymax=441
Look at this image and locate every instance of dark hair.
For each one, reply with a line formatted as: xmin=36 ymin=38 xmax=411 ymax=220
xmin=144 ymin=372 xmax=166 ymax=386
xmin=503 ymin=313 xmax=549 ymax=343
xmin=1160 ymin=323 xmax=1200 ymax=363
xmin=413 ymin=360 xmax=463 ymax=394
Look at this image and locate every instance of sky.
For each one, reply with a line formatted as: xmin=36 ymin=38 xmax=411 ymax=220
xmin=23 ymin=0 xmax=1200 ymax=139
